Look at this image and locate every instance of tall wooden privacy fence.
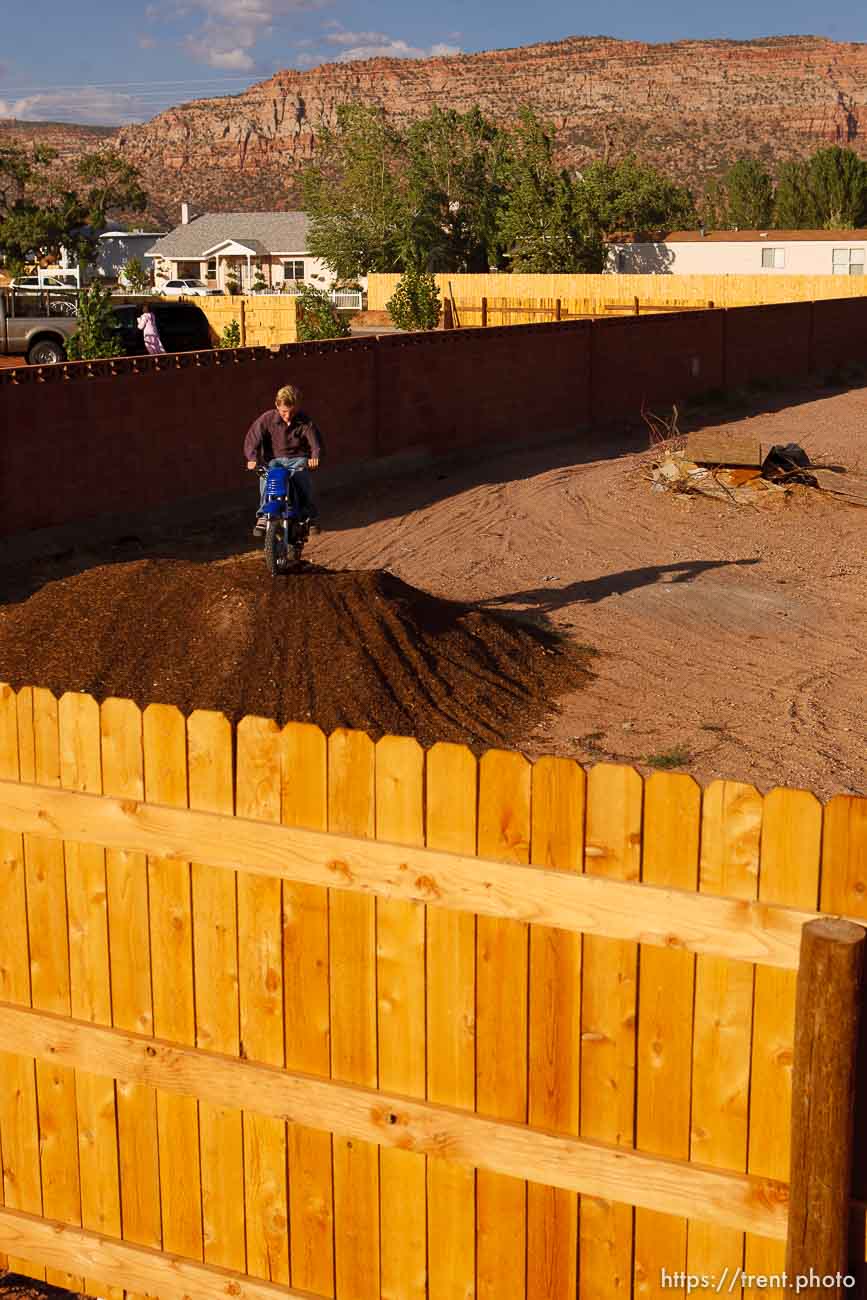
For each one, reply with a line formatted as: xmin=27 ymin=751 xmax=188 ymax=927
xmin=369 ymin=271 xmax=867 ymax=313
xmin=443 ymin=296 xmax=717 ymax=328
xmin=1 ymin=682 xmax=867 ymax=1300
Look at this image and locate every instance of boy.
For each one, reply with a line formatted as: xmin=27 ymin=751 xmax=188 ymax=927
xmin=244 ymin=383 xmax=322 ymax=537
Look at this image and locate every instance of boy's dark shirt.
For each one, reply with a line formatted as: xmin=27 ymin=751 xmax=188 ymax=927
xmin=243 ymin=409 xmax=322 ymax=463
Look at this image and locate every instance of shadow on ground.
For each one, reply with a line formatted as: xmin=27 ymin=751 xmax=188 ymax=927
xmin=477 ymin=559 xmax=762 ymax=614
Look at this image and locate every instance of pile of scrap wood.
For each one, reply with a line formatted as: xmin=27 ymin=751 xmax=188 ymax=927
xmin=649 ymin=432 xmax=867 ymax=506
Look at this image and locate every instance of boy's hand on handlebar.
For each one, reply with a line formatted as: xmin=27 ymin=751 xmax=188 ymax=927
xmin=246 ymin=460 xmax=258 ymax=470
xmin=309 ymin=457 xmax=320 ymax=470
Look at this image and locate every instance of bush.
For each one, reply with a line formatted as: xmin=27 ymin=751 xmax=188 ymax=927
xmin=252 ymin=267 xmax=267 ymax=293
xmin=386 ymin=269 xmax=440 ymax=331
xmin=226 ymin=271 xmax=241 ymax=295
xmin=295 ymin=284 xmax=351 ymax=341
xmin=218 ymin=319 xmax=241 ymax=349
xmin=121 ymin=257 xmax=150 ymax=293
xmin=65 ymin=281 xmax=124 ymax=360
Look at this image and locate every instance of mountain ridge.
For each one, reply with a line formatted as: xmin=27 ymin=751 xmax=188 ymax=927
xmin=5 ymin=33 xmax=867 ymax=225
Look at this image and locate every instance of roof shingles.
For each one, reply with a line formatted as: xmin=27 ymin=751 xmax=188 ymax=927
xmin=145 ymin=212 xmax=310 ymax=259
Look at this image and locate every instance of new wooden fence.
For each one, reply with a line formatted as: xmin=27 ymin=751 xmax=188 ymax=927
xmin=1 ymin=683 xmax=866 ymax=1300
xmin=443 ymin=296 xmax=717 ymax=328
xmin=369 ymin=272 xmax=867 ymax=315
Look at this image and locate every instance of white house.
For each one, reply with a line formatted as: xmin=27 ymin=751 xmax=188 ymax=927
xmin=144 ymin=206 xmax=338 ymax=293
xmin=607 ymin=230 xmax=867 ymax=276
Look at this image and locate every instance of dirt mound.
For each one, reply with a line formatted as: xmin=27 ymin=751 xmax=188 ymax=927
xmin=0 ymin=557 xmax=592 ymax=748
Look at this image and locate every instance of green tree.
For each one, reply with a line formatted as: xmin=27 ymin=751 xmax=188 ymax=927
xmin=772 ymin=161 xmax=815 ymax=228
xmin=721 ymin=159 xmax=774 ymax=228
xmin=301 ymin=104 xmax=409 ymax=279
xmin=497 ymin=109 xmax=602 ymax=271
xmin=386 ymin=268 xmax=441 ymax=330
xmin=121 ymin=256 xmax=150 ymax=293
xmin=806 ymin=146 xmax=867 ymax=227
xmin=0 ymin=144 xmax=146 ymax=270
xmin=294 ymin=284 xmax=351 ymax=341
xmin=774 ymin=148 xmax=867 ymax=228
xmin=575 ymin=154 xmax=697 ymax=239
xmin=65 ymin=281 xmax=124 ymax=360
xmin=252 ymin=266 xmax=267 ymax=292
xmin=402 ymin=106 xmax=510 ymax=271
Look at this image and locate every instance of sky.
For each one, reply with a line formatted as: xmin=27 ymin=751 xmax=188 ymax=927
xmin=2 ymin=0 xmax=867 ymax=127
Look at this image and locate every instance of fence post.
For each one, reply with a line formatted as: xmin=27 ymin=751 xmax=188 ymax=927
xmin=239 ymin=300 xmax=247 ymax=348
xmin=786 ymin=917 xmax=866 ymax=1292
xmin=634 ymin=296 xmax=640 ymax=317
xmin=443 ymin=299 xmax=453 ymax=331
xmin=481 ymin=297 xmax=487 ymax=328
xmin=555 ymin=299 xmax=561 ymax=322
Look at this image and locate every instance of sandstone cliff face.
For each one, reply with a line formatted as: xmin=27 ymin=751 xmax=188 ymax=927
xmin=8 ymin=35 xmax=867 ymax=224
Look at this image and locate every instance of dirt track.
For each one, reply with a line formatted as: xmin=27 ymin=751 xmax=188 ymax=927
xmin=1 ymin=378 xmax=866 ymax=796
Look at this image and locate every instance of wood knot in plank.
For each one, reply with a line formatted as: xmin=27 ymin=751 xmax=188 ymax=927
xmin=414 ymin=873 xmax=441 ymax=898
xmin=327 ymin=858 xmax=353 ymax=881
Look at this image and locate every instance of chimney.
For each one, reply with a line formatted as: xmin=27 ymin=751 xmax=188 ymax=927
xmin=181 ymin=202 xmax=190 ymax=225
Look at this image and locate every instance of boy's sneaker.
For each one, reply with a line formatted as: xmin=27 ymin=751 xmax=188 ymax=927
xmin=253 ymin=517 xmax=266 ymax=537
xmin=308 ymin=520 xmax=322 ymax=536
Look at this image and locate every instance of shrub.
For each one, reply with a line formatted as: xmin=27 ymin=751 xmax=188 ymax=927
xmin=226 ymin=270 xmax=241 ymax=295
xmin=386 ymin=269 xmax=441 ymax=331
xmin=252 ymin=267 xmax=267 ymax=293
xmin=65 ymin=281 xmax=124 ymax=360
xmin=295 ymin=284 xmax=351 ymax=341
xmin=121 ymin=257 xmax=150 ymax=293
xmin=218 ymin=319 xmax=241 ymax=349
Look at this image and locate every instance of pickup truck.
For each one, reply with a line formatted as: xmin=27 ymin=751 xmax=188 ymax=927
xmin=0 ymin=288 xmax=79 ymax=364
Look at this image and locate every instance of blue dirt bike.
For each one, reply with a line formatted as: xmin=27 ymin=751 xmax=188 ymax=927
xmin=256 ymin=463 xmax=311 ymax=577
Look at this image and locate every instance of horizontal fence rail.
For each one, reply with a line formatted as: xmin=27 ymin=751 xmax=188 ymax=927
xmin=0 ymin=684 xmax=866 ymax=1300
xmin=0 ymin=777 xmax=826 ymax=968
xmin=0 ymin=1003 xmax=790 ymax=1237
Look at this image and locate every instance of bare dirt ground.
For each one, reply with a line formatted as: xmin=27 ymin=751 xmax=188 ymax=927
xmin=308 ymin=384 xmax=867 ymax=797
xmin=1 ymin=377 xmax=865 ymax=798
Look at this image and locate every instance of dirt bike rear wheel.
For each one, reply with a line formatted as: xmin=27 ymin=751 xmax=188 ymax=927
xmin=264 ymin=521 xmax=288 ymax=577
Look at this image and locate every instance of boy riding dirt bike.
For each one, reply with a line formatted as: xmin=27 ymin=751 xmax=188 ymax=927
xmin=244 ymin=383 xmax=323 ymax=538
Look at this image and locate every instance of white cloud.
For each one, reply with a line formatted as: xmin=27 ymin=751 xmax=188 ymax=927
xmin=0 ymin=88 xmax=148 ymax=125
xmin=166 ymin=0 xmax=320 ymax=70
xmin=323 ymin=28 xmax=462 ymax=62
xmin=184 ymin=34 xmax=256 ymax=69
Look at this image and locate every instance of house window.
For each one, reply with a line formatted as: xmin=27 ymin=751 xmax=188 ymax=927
xmin=177 ymin=261 xmax=200 ymax=279
xmin=206 ymin=257 xmax=217 ymax=278
xmin=832 ymin=247 xmax=865 ymax=275
xmin=283 ymin=260 xmax=305 ymax=281
xmin=760 ymin=247 xmax=785 ymax=269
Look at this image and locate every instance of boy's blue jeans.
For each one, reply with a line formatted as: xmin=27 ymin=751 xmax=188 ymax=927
xmin=257 ymin=456 xmax=317 ymax=519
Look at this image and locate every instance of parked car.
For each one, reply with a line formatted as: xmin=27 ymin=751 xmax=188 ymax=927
xmin=159 ymin=278 xmax=221 ymax=297
xmin=111 ymin=301 xmax=213 ymax=354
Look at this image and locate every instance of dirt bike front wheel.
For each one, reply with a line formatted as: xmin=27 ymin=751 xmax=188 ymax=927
xmin=264 ymin=521 xmax=289 ymax=577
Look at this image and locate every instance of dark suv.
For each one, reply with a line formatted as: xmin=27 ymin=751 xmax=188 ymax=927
xmin=111 ymin=302 xmax=213 ymax=355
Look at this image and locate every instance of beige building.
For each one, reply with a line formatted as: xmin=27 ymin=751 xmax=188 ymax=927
xmin=607 ymin=229 xmax=867 ymax=276
xmin=145 ymin=206 xmax=336 ymax=293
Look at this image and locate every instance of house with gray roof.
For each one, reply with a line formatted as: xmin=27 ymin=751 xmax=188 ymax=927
xmin=144 ymin=205 xmax=336 ymax=294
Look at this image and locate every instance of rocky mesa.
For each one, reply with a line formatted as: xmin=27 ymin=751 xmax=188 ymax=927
xmin=7 ymin=34 xmax=867 ymax=224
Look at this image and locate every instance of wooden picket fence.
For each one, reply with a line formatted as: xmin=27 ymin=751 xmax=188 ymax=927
xmin=1 ymin=682 xmax=866 ymax=1300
